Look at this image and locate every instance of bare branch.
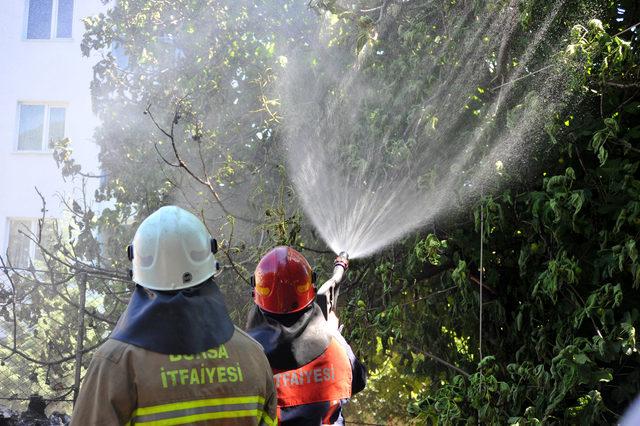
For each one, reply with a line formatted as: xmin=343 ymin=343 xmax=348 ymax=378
xmin=604 ymin=81 xmax=640 ymax=89
xmin=614 ymin=21 xmax=640 ymax=38
xmin=0 ymin=256 xmax=19 ymax=360
xmin=0 ymin=337 xmax=107 ymax=366
xmin=408 ymin=343 xmax=471 ymax=378
xmin=469 ymin=274 xmax=497 ymax=296
xmin=489 ymin=64 xmax=554 ymax=91
xmin=145 ymin=103 xmax=259 ymax=224
xmin=220 ymin=216 xmax=251 ymax=286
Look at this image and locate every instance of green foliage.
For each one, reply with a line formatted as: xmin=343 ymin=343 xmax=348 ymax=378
xmin=414 ymin=235 xmax=448 ymax=267
xmin=77 ymin=0 xmax=326 ymax=323
xmin=334 ymin=1 xmax=640 ymax=424
xmin=14 ymin=0 xmax=633 ymax=423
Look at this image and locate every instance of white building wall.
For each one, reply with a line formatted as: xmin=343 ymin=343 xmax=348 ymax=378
xmin=0 ymin=0 xmax=104 ymax=263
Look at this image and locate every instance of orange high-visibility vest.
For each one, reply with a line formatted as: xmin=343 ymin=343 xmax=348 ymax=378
xmin=272 ymin=337 xmax=352 ymax=408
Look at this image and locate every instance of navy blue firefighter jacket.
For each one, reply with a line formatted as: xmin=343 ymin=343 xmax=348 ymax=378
xmin=247 ymin=303 xmax=367 ymax=425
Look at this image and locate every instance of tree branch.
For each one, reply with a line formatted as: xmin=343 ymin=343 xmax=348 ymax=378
xmin=408 ymin=343 xmax=471 ymax=377
xmin=146 ymin=103 xmax=259 ymax=224
xmin=604 ymin=81 xmax=640 ymax=89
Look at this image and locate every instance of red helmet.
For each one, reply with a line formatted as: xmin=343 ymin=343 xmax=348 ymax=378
xmin=252 ymin=246 xmax=316 ymax=314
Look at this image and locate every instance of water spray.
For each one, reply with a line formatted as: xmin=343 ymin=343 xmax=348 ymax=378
xmin=281 ymin=0 xmax=579 ymax=261
xmin=317 ymin=251 xmax=349 ymax=320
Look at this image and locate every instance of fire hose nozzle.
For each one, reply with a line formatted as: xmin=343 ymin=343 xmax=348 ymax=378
xmin=329 ymin=252 xmax=349 ymax=286
xmin=334 ymin=252 xmax=349 ymax=271
xmin=317 ymin=252 xmax=349 ymax=323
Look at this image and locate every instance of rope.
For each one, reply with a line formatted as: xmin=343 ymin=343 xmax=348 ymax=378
xmin=478 ymin=196 xmax=484 ymax=425
xmin=479 ymin=200 xmax=484 ymax=362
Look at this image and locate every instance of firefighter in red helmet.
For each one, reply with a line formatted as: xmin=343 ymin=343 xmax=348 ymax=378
xmin=247 ymin=246 xmax=366 ymax=425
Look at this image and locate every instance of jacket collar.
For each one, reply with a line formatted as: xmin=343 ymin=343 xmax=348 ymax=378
xmin=247 ymin=303 xmax=331 ymax=369
xmin=111 ymin=280 xmax=234 ymax=354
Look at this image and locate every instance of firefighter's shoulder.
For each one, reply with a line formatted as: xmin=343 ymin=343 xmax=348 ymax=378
xmin=233 ymin=325 xmax=264 ymax=350
xmin=91 ymin=338 xmax=133 ymax=365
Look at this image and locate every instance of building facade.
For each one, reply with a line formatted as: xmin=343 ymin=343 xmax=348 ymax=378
xmin=0 ymin=0 xmax=104 ymax=269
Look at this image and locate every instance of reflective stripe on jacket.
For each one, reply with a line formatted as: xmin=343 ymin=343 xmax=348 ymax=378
xmin=71 ymin=327 xmax=277 ymax=426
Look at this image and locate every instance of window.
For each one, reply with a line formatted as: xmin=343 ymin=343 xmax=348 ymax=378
xmin=6 ymin=219 xmax=57 ymax=269
xmin=17 ymin=103 xmax=66 ymax=151
xmin=26 ymin=0 xmax=74 ymax=40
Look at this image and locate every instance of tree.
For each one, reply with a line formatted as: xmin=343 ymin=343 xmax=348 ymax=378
xmin=81 ymin=0 xmax=640 ymax=423
xmin=0 ymin=183 xmax=125 ymax=409
xmin=338 ymin=2 xmax=640 ymax=424
xmin=3 ymin=0 xmax=638 ymax=424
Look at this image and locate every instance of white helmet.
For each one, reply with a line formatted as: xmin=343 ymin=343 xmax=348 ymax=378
xmin=127 ymin=206 xmax=220 ymax=291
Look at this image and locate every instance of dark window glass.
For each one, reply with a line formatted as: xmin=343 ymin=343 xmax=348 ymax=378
xmin=26 ymin=0 xmax=53 ymax=39
xmin=56 ymin=0 xmax=73 ymax=38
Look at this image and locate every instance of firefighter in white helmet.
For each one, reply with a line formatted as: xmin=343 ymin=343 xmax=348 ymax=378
xmin=72 ymin=206 xmax=276 ymax=425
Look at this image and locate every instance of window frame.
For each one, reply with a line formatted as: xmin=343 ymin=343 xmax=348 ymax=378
xmin=22 ymin=0 xmax=75 ymax=41
xmin=4 ymin=218 xmax=37 ymax=270
xmin=14 ymin=101 xmax=68 ymax=154
xmin=4 ymin=217 xmax=58 ymax=270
